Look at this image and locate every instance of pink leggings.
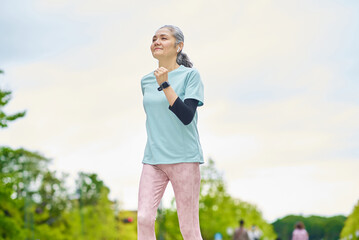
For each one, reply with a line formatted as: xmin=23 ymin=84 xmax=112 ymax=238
xmin=137 ymin=162 xmax=203 ymax=240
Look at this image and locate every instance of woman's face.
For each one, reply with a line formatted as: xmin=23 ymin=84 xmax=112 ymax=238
xmin=150 ymin=28 xmax=178 ymax=60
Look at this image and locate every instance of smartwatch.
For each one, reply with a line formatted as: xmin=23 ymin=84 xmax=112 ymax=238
xmin=157 ymin=81 xmax=170 ymax=91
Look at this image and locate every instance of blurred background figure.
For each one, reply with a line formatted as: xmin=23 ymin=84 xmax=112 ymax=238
xmin=233 ymin=219 xmax=250 ymax=240
xmin=214 ymin=232 xmax=223 ymax=240
xmin=292 ymin=221 xmax=309 ymax=240
xmin=248 ymin=224 xmax=262 ymax=240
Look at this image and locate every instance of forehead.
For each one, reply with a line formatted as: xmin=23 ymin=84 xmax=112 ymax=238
xmin=153 ymin=28 xmax=173 ymax=38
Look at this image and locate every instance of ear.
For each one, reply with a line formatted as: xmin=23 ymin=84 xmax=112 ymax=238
xmin=177 ymin=42 xmax=184 ymax=52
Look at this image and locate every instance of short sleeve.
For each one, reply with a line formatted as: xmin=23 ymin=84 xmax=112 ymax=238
xmin=184 ymin=69 xmax=204 ymax=106
xmin=141 ymin=78 xmax=144 ymax=96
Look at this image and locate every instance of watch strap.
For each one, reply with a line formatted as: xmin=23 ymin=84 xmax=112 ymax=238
xmin=157 ymin=81 xmax=170 ymax=91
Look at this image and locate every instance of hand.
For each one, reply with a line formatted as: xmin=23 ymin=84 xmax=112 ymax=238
xmin=154 ymin=67 xmax=168 ymax=86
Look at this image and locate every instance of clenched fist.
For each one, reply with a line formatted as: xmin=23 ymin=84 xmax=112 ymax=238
xmin=154 ymin=67 xmax=168 ymax=86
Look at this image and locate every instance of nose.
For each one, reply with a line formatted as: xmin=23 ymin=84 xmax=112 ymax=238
xmin=153 ymin=38 xmax=161 ymax=45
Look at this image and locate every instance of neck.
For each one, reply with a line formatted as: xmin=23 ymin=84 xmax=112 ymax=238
xmin=158 ymin=57 xmax=180 ymax=72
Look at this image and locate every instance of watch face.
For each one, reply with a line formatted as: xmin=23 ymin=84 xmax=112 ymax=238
xmin=161 ymin=81 xmax=170 ymax=89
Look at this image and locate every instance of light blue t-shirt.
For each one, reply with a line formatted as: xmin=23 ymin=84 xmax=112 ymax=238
xmin=141 ymin=64 xmax=204 ymax=165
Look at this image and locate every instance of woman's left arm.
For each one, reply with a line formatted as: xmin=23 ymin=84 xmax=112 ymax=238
xmin=162 ymin=84 xmax=199 ymax=125
xmin=169 ymin=98 xmax=198 ymax=125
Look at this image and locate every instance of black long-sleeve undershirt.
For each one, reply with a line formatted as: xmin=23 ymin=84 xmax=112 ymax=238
xmin=168 ymin=98 xmax=199 ymax=125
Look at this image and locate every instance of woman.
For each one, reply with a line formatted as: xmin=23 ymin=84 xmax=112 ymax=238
xmin=292 ymin=221 xmax=309 ymax=240
xmin=137 ymin=25 xmax=204 ymax=240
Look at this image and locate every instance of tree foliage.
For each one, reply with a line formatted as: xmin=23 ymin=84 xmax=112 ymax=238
xmin=341 ymin=200 xmax=359 ymax=240
xmin=0 ymin=146 xmax=123 ymax=240
xmin=272 ymin=214 xmax=346 ymax=240
xmin=0 ymin=69 xmax=26 ymax=128
xmin=0 ymin=75 xmax=124 ymax=239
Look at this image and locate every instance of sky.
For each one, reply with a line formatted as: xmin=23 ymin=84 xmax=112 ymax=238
xmin=1 ymin=0 xmax=359 ymax=222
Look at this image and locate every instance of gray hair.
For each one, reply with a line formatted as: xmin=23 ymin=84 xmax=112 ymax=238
xmin=158 ymin=25 xmax=193 ymax=68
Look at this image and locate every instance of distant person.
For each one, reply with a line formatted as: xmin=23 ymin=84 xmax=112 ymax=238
xmin=215 ymin=232 xmax=223 ymax=240
xmin=137 ymin=25 xmax=204 ymax=240
xmin=233 ymin=219 xmax=250 ymax=240
xmin=248 ymin=225 xmax=262 ymax=240
xmin=292 ymin=221 xmax=309 ymax=240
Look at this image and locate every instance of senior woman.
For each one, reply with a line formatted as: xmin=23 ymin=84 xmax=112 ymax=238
xmin=137 ymin=25 xmax=204 ymax=240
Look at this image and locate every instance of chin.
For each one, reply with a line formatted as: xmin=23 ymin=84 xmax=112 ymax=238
xmin=153 ymin=54 xmax=164 ymax=60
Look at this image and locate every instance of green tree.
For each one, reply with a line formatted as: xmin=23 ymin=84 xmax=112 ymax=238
xmin=33 ymin=170 xmax=70 ymax=239
xmin=0 ymin=70 xmax=40 ymax=239
xmin=273 ymin=214 xmax=346 ymax=240
xmin=0 ymin=167 xmax=25 ymax=239
xmin=36 ymin=170 xmax=69 ymax=224
xmin=73 ymin=172 xmax=119 ymax=240
xmin=341 ymin=200 xmax=359 ymax=240
xmin=0 ymin=147 xmax=51 ymax=239
xmin=0 ymin=72 xmax=72 ymax=239
xmin=1 ymin=68 xmax=122 ymax=239
xmin=325 ymin=216 xmax=347 ymax=240
xmin=0 ymin=69 xmax=26 ymax=128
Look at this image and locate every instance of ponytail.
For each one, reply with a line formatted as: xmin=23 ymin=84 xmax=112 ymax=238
xmin=176 ymin=51 xmax=193 ymax=68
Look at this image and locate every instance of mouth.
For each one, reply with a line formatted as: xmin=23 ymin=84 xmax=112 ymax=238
xmin=154 ymin=48 xmax=162 ymax=51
